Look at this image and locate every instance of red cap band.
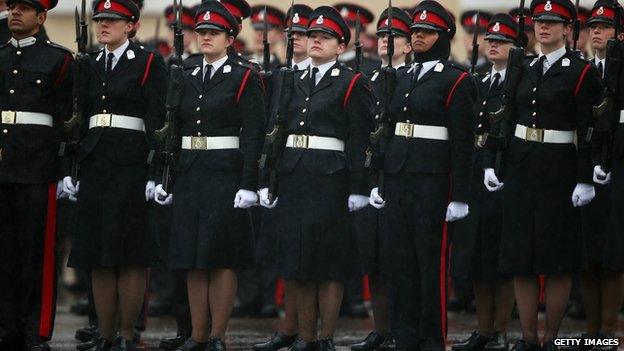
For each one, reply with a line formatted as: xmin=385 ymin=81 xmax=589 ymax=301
xmin=591 ymin=6 xmax=615 ymax=20
xmin=533 ymin=2 xmax=573 ymax=21
xmin=377 ymin=17 xmax=411 ymax=34
xmin=222 ymin=3 xmax=243 ymax=19
xmin=309 ymin=16 xmax=345 ymax=40
xmin=462 ymin=16 xmax=490 ymax=28
xmin=340 ymin=9 xmax=371 ymax=25
xmin=40 ymin=0 xmax=50 ymax=10
xmin=251 ymin=12 xmax=282 ymax=27
xmin=97 ymin=1 xmax=133 ymax=17
xmin=412 ymin=10 xmax=449 ymax=30
xmin=167 ymin=12 xmax=195 ymax=27
xmin=195 ymin=10 xmax=233 ymax=31
xmin=488 ymin=22 xmax=517 ymax=38
xmin=287 ymin=14 xmax=309 ymax=27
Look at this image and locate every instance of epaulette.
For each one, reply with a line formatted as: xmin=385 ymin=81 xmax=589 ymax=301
xmin=44 ymin=39 xmax=73 ymax=55
xmin=524 ymin=54 xmax=539 ymax=61
xmin=447 ymin=61 xmax=469 ymax=72
xmin=0 ymin=40 xmax=9 ymax=49
xmin=233 ymin=59 xmax=260 ymax=71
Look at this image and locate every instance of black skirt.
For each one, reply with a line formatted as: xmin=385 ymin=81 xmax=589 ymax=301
xmin=499 ymin=157 xmax=584 ymax=275
xmin=68 ymin=143 xmax=158 ymax=269
xmin=274 ymin=164 xmax=358 ymax=282
xmin=354 ymin=205 xmax=382 ymax=275
xmin=167 ymin=163 xmax=254 ymax=270
xmin=603 ymin=160 xmax=624 ymax=272
xmin=581 ymin=185 xmax=610 ymax=264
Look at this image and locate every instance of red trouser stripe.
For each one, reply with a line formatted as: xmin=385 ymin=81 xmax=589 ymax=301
xmin=38 ymin=184 xmax=57 ymax=338
xmin=275 ymin=279 xmax=285 ymax=306
xmin=440 ymin=221 xmax=449 ymax=343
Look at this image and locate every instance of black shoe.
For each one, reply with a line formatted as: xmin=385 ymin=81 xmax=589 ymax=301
xmin=541 ymin=341 xmax=558 ymax=351
xmin=559 ymin=334 xmax=593 ymax=351
xmin=77 ymin=336 xmax=100 ymax=351
xmin=510 ymin=340 xmax=540 ymax=351
xmin=110 ymin=337 xmax=138 ymax=351
xmin=91 ymin=338 xmax=114 ymax=351
xmin=174 ymin=338 xmax=207 ymax=351
xmin=206 ymin=337 xmax=227 ymax=351
xmin=253 ymin=332 xmax=299 ymax=351
xmin=289 ymin=339 xmax=318 ymax=351
xmin=351 ymin=332 xmax=387 ymax=351
xmin=318 ymin=339 xmax=336 ymax=351
xmin=484 ymin=333 xmax=508 ymax=351
xmin=259 ymin=304 xmax=279 ymax=318
xmin=75 ymin=326 xmax=99 ymax=343
xmin=25 ymin=340 xmax=51 ymax=351
xmin=451 ymin=331 xmax=490 ymax=351
xmin=159 ymin=334 xmax=191 ymax=350
xmin=378 ymin=338 xmax=396 ymax=351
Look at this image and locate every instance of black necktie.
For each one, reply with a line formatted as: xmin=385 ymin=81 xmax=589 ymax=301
xmin=410 ymin=63 xmax=423 ymax=90
xmin=106 ymin=52 xmax=114 ymax=73
xmin=597 ymin=61 xmax=604 ymax=78
xmin=203 ymin=64 xmax=212 ymax=90
xmin=310 ymin=67 xmax=319 ymax=92
xmin=535 ymin=56 xmax=546 ymax=79
xmin=488 ymin=73 xmax=501 ymax=95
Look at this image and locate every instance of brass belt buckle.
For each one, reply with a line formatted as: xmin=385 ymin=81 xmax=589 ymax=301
xmin=294 ymin=135 xmax=309 ymax=148
xmin=190 ymin=136 xmax=207 ymax=150
xmin=96 ymin=114 xmax=113 ymax=127
xmin=1 ymin=111 xmax=16 ymax=124
xmin=475 ymin=133 xmax=488 ymax=148
xmin=525 ymin=127 xmax=544 ymax=143
xmin=399 ymin=122 xmax=414 ymax=138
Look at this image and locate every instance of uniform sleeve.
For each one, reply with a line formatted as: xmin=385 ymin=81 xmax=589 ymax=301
xmin=142 ymin=52 xmax=168 ymax=150
xmin=447 ymin=73 xmax=478 ymax=203
xmin=346 ymin=75 xmax=375 ymax=195
xmin=53 ymin=52 xmax=74 ymax=179
xmin=574 ymin=64 xmax=601 ymax=183
xmin=238 ymin=70 xmax=267 ymax=191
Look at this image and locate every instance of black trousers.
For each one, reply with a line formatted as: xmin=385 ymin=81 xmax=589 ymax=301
xmin=381 ymin=172 xmax=450 ymax=351
xmin=0 ymin=182 xmax=58 ymax=342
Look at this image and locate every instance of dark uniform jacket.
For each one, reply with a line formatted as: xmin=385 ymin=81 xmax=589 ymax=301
xmin=275 ymin=62 xmax=374 ymax=195
xmin=0 ymin=31 xmax=73 ymax=184
xmin=174 ymin=56 xmax=266 ymax=191
xmin=484 ymin=50 xmax=601 ymax=183
xmin=383 ymin=60 xmax=478 ymax=202
xmin=73 ymin=40 xmax=167 ymax=168
xmin=0 ymin=16 xmax=10 ymax=44
xmin=342 ymin=52 xmax=382 ymax=78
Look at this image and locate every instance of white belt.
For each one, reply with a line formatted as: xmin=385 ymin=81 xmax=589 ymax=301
xmin=181 ymin=136 xmax=240 ymax=150
xmin=619 ymin=110 xmax=624 ymax=123
xmin=88 ymin=114 xmax=145 ymax=132
xmin=1 ymin=111 xmax=53 ymax=127
xmin=514 ymin=124 xmax=575 ymax=144
xmin=394 ymin=122 xmax=449 ymax=141
xmin=285 ymin=134 xmax=345 ymax=151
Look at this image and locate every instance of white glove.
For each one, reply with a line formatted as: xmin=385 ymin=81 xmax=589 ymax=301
xmin=483 ymin=168 xmax=504 ymax=192
xmin=234 ymin=189 xmax=258 ymax=209
xmin=446 ymin=201 xmax=469 ymax=222
xmin=258 ymin=188 xmax=278 ymax=209
xmin=62 ymin=176 xmax=80 ymax=202
xmin=154 ymin=184 xmax=173 ymax=205
xmin=572 ymin=183 xmax=595 ymax=207
xmin=369 ymin=187 xmax=386 ymax=209
xmin=56 ymin=180 xmax=68 ymax=200
xmin=348 ymin=194 xmax=369 ymax=212
xmin=593 ymin=165 xmax=611 ymax=185
xmin=145 ymin=181 xmax=155 ymax=202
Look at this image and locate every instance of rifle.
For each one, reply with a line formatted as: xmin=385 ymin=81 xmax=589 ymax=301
xmin=592 ymin=0 xmax=623 ymax=176
xmin=487 ymin=0 xmax=527 ymax=177
xmin=263 ymin=7 xmax=271 ymax=74
xmin=258 ymin=1 xmax=296 ymax=203
xmin=154 ymin=0 xmax=185 ymax=194
xmin=64 ymin=0 xmax=88 ymax=186
xmin=572 ymin=0 xmax=581 ymax=53
xmin=355 ymin=10 xmax=362 ymax=72
xmin=470 ymin=11 xmax=481 ymax=75
xmin=369 ymin=2 xmax=396 ymax=198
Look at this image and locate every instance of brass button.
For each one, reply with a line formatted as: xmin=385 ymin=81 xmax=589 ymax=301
xmin=302 ymin=109 xmax=307 ymax=113
xmin=532 ymin=100 xmax=536 ymax=105
xmin=12 ymin=70 xmax=17 ymax=75
xmin=103 ymin=109 xmax=107 ymax=113
xmin=196 ymin=107 xmax=201 ymax=111
xmin=2 ymin=129 xmax=7 ymax=134
xmin=197 ymin=132 xmax=202 ymax=136
xmin=9 ymin=89 xmax=14 ymax=94
xmin=16 ymin=51 xmax=21 ymax=55
xmin=532 ymin=87 xmax=537 ymax=92
xmin=299 ymin=121 xmax=304 ymax=126
xmin=479 ymin=112 xmax=483 ymax=116
xmin=532 ymin=112 xmax=537 ymax=117
xmin=405 ymin=93 xmax=410 ymax=97
xmin=375 ymin=115 xmax=379 ymax=119
xmin=102 ymin=82 xmax=106 ymax=87
xmin=403 ymin=107 xmax=407 ymax=111
xmin=199 ymin=95 xmax=202 ymax=99
xmin=196 ymin=120 xmax=201 ymax=124
xmin=36 ymin=80 xmax=41 ymax=84
xmin=482 ymin=101 xmax=487 ymax=105
xmin=305 ymin=97 xmax=310 ymax=101
xmin=101 ymin=95 xmax=106 ymax=100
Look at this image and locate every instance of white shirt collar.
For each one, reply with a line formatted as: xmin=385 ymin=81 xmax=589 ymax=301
xmin=539 ymin=45 xmax=567 ymax=72
xmin=10 ymin=36 xmax=36 ymax=48
xmin=310 ymin=60 xmax=336 ymax=85
xmin=416 ymin=60 xmax=440 ymax=80
xmin=490 ymin=67 xmax=507 ymax=84
xmin=0 ymin=10 xmax=8 ymax=20
xmin=293 ymin=57 xmax=311 ymax=70
xmin=203 ymin=55 xmax=229 ymax=79
xmin=104 ymin=39 xmax=130 ymax=69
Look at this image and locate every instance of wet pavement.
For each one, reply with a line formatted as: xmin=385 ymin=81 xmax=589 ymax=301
xmin=48 ymin=305 xmax=623 ymax=351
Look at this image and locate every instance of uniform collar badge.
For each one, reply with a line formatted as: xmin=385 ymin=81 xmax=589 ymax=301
xmin=331 ymin=68 xmax=340 ymax=77
xmin=10 ymin=36 xmax=36 ymax=48
xmin=223 ymin=65 xmax=232 ymax=73
xmin=126 ymin=49 xmax=135 ymax=60
xmin=434 ymin=62 xmax=444 ymax=72
xmin=192 ymin=66 xmax=201 ymax=76
xmin=371 ymin=71 xmax=379 ymax=81
xmin=562 ymin=58 xmax=570 ymax=67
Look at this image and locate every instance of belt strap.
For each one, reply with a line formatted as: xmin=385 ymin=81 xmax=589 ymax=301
xmin=514 ymin=124 xmax=575 ymax=144
xmin=1 ymin=111 xmax=53 ymax=127
xmin=181 ymin=136 xmax=240 ymax=150
xmin=285 ymin=135 xmax=345 ymax=151
xmin=394 ymin=122 xmax=449 ymax=141
xmin=89 ymin=114 xmax=145 ymax=132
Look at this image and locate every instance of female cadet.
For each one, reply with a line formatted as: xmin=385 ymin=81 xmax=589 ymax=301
xmin=258 ymin=5 xmax=373 ymax=351
xmin=482 ymin=1 xmax=601 ymax=350
xmin=451 ymin=14 xmax=519 ymax=351
xmin=153 ymin=1 xmax=265 ymax=351
xmin=62 ymin=0 xmax=167 ymax=350
xmin=368 ymin=1 xmax=478 ymax=350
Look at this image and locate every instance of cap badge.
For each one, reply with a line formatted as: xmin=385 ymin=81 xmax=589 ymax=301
xmin=104 ymin=0 xmax=111 ymax=9
xmin=385 ymin=18 xmax=389 ymax=25
xmin=597 ymin=6 xmax=604 ymax=15
xmin=293 ymin=13 xmax=300 ymax=23
xmin=545 ymin=1 xmax=552 ymax=11
xmin=203 ymin=11 xmax=211 ymax=21
xmin=493 ymin=22 xmax=500 ymax=32
xmin=472 ymin=13 xmax=478 ymax=25
xmin=316 ymin=15 xmax=324 ymax=24
xmin=341 ymin=7 xmax=349 ymax=17
xmin=420 ymin=11 xmax=427 ymax=20
xmin=259 ymin=10 xmax=265 ymax=20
